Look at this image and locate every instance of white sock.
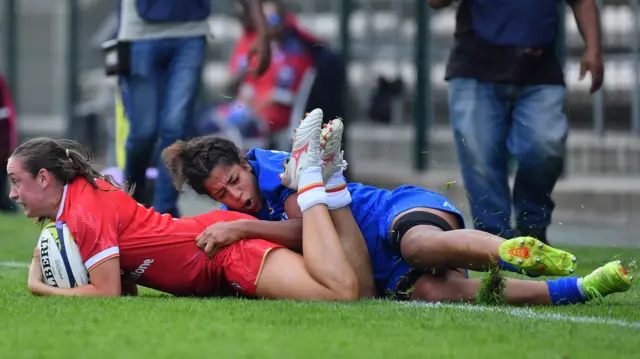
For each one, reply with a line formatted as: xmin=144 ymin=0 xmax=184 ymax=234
xmin=297 ymin=167 xmax=328 ymax=212
xmin=325 ymin=169 xmax=351 ymax=210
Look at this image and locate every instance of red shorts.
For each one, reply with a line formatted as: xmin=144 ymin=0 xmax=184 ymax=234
xmin=213 ymin=239 xmax=284 ymax=297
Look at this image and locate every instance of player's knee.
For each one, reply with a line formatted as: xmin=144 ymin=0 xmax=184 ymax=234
xmin=410 ymin=271 xmax=471 ymax=303
xmin=409 ymin=277 xmax=440 ymax=302
xmin=399 ymin=231 xmax=448 ymax=266
xmin=392 ymin=211 xmax=455 ymax=266
xmin=404 ymin=273 xmax=453 ymax=302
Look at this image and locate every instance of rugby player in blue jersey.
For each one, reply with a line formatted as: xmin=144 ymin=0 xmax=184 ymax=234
xmin=163 ymin=109 xmax=632 ymax=305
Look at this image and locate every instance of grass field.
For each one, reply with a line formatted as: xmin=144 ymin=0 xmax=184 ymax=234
xmin=1 ymin=213 xmax=639 ymax=359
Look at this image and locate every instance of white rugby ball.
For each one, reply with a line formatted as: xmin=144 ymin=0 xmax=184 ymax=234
xmin=38 ymin=222 xmax=89 ymax=288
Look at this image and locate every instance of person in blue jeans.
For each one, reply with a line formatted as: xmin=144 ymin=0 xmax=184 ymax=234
xmin=117 ymin=0 xmax=271 ymax=216
xmin=431 ymin=0 xmax=604 ymax=243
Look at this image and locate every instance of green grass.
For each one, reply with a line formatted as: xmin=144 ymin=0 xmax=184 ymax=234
xmin=1 ymin=214 xmax=639 ymax=359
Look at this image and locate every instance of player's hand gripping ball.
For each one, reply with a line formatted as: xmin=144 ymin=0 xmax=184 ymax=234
xmin=37 ymin=221 xmax=89 ymax=288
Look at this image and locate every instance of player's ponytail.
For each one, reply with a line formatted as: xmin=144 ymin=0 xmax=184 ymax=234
xmin=163 ymin=136 xmax=243 ymax=196
xmin=162 ymin=141 xmax=188 ymax=193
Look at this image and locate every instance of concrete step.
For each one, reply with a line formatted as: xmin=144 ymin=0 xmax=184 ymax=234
xmin=347 ymin=125 xmax=640 ymax=176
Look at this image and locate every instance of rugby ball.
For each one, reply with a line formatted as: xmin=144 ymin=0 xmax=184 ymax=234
xmin=38 ymin=221 xmax=89 ymax=288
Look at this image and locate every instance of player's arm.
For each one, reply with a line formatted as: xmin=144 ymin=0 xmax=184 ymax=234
xmin=237 ymin=192 xmax=303 ymax=248
xmin=197 ymin=195 xmax=303 ymax=255
xmin=235 ymin=193 xmax=303 ymax=250
xmin=28 ymin=201 xmax=125 ymax=297
xmin=234 ymin=217 xmax=303 ymax=251
xmin=427 ymin=0 xmax=454 ymax=9
xmin=28 ymin=255 xmax=122 ymax=297
xmin=283 ymin=192 xmax=302 ymax=219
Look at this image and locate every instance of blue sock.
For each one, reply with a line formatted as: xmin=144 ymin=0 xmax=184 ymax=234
xmin=498 ymin=257 xmax=524 ymax=274
xmin=546 ymin=277 xmax=587 ymax=305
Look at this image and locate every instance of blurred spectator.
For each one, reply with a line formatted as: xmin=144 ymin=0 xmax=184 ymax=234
xmin=186 ymin=0 xmax=271 ymax=153
xmin=116 ymin=0 xmax=271 ymax=216
xmin=231 ymin=1 xmax=315 ymax=136
xmin=0 ymin=72 xmax=18 ymax=212
xmin=431 ymin=0 xmax=603 ymax=243
xmin=194 ymin=0 xmax=347 ymax=152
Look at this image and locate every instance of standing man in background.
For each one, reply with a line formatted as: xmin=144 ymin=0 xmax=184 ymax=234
xmin=117 ymin=0 xmax=272 ymax=216
xmin=430 ymin=0 xmax=604 ymax=243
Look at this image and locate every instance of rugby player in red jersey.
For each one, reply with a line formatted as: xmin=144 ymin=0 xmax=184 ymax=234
xmin=8 ymin=111 xmax=367 ymax=301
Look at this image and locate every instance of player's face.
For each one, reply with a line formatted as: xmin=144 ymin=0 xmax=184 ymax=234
xmin=204 ymin=162 xmax=263 ymax=213
xmin=6 ymin=157 xmax=57 ymax=218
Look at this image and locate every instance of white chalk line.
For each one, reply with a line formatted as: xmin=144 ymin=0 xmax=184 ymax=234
xmin=0 ymin=261 xmax=29 ymax=268
xmin=2 ymin=261 xmax=639 ymax=328
xmin=401 ymin=301 xmax=640 ymax=329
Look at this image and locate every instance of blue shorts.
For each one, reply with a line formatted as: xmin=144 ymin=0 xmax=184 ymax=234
xmin=371 ymin=185 xmax=467 ymax=298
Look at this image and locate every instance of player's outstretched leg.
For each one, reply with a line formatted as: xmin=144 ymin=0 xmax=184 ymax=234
xmin=395 ymin=211 xmax=577 ymax=277
xmin=409 ymin=260 xmax=632 ymax=306
xmin=320 ymin=118 xmax=376 ymax=298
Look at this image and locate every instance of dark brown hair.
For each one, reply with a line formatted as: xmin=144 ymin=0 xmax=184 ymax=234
xmin=162 ymin=135 xmax=243 ymax=195
xmin=10 ymin=137 xmax=130 ymax=225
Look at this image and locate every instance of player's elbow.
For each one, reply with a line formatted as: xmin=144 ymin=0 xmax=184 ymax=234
xmin=428 ymin=0 xmax=453 ymax=9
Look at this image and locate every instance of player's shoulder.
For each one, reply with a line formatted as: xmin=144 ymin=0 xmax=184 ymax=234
xmin=246 ymin=148 xmax=291 ymax=162
xmin=64 ymin=178 xmax=131 ymax=219
xmin=245 ymin=148 xmax=290 ymax=174
xmin=69 ymin=178 xmax=119 ymax=197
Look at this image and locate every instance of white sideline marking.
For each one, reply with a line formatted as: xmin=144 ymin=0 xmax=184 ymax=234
xmin=0 ymin=261 xmax=29 ymax=268
xmin=402 ymin=301 xmax=640 ymax=329
xmin=1 ymin=261 xmax=638 ymax=328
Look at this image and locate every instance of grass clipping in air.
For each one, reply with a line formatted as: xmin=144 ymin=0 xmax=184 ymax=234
xmin=476 ymin=258 xmax=507 ymax=306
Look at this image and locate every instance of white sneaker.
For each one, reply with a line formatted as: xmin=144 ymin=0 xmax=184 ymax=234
xmin=279 ymin=109 xmax=324 ymax=190
xmin=320 ymin=118 xmax=347 ymax=182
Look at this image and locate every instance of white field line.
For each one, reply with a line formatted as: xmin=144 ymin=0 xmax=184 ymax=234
xmin=2 ymin=260 xmax=639 ymax=328
xmin=401 ymin=301 xmax=640 ymax=329
xmin=0 ymin=261 xmax=29 ymax=268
